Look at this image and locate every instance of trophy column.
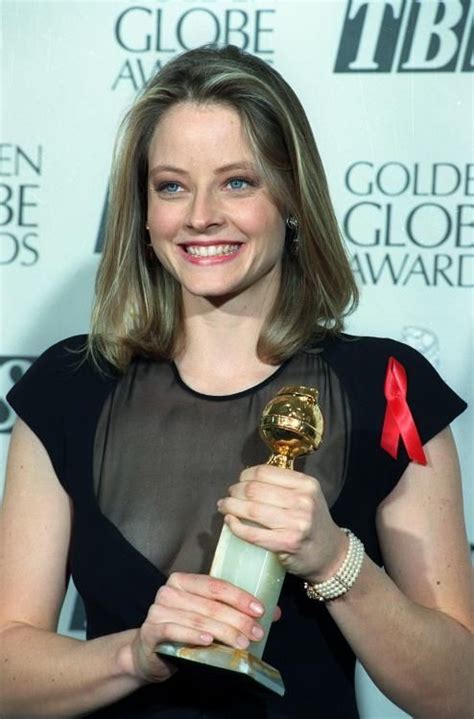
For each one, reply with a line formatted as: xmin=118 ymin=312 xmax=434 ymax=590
xmin=156 ymin=385 xmax=323 ymax=696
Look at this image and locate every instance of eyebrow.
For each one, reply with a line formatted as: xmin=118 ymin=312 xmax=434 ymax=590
xmin=149 ymin=161 xmax=258 ymax=178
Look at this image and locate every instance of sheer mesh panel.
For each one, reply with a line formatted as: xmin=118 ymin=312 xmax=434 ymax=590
xmin=93 ymin=350 xmax=350 ymax=576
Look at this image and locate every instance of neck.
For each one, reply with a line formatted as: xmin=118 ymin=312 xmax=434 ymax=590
xmin=175 ymin=279 xmax=280 ymax=395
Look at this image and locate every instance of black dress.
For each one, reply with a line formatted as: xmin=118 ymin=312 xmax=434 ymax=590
xmin=7 ymin=333 xmax=467 ymax=718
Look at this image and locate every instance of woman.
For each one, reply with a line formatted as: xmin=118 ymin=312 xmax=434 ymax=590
xmin=0 ymin=45 xmax=472 ymax=718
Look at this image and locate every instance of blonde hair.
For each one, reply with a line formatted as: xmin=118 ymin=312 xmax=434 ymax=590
xmin=89 ymin=45 xmax=358 ymax=371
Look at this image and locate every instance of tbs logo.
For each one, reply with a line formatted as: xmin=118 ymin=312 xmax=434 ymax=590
xmin=335 ymin=0 xmax=473 ymax=73
xmin=0 ymin=356 xmax=34 ymax=433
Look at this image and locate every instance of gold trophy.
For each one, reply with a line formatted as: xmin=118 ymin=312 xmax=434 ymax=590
xmin=156 ymin=386 xmax=324 ymax=695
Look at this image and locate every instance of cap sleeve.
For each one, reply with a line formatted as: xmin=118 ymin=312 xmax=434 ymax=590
xmin=385 ymin=339 xmax=467 ymax=448
xmin=6 ymin=336 xmax=88 ymax=484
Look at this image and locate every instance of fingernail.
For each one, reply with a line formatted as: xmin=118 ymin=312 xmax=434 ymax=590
xmin=200 ymin=633 xmax=213 ymax=644
xmin=236 ymin=635 xmax=249 ymax=649
xmin=216 ymin=500 xmax=222 ymax=509
xmin=251 ymin=625 xmax=264 ymax=639
xmin=250 ymin=602 xmax=264 ymax=615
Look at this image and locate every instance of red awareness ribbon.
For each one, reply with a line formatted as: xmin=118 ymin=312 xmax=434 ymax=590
xmin=381 ymin=356 xmax=427 ymax=465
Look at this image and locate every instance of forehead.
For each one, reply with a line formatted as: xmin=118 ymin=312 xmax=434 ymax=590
xmin=148 ymin=102 xmax=254 ymax=162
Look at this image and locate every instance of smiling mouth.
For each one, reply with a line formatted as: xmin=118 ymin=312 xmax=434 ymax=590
xmin=184 ymin=244 xmax=241 ymax=257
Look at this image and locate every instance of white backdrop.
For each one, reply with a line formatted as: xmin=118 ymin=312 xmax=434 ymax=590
xmin=1 ymin=2 xmax=473 ymax=717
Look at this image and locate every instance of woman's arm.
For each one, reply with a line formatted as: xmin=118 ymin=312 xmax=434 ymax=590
xmin=220 ymin=427 xmax=473 ymax=718
xmin=0 ymin=419 xmax=148 ymax=717
xmin=327 ymin=427 xmax=473 ymax=718
xmin=0 ymin=421 xmax=267 ymax=717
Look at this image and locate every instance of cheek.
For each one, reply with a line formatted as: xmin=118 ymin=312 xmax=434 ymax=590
xmin=261 ymin=211 xmax=286 ymax=252
xmin=148 ymin=204 xmax=181 ymax=239
xmin=239 ymin=203 xmax=285 ymax=239
xmin=147 ymin=208 xmax=181 ymax=271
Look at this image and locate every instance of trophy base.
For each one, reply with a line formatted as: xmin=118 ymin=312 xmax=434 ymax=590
xmin=156 ymin=642 xmax=285 ymax=696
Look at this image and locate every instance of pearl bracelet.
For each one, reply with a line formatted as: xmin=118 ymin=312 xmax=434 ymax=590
xmin=304 ymin=529 xmax=365 ymax=602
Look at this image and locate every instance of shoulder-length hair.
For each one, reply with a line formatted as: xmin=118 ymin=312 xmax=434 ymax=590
xmin=89 ymin=45 xmax=358 ymax=371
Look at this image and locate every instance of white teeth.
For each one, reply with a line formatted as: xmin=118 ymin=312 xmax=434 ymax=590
xmin=186 ymin=244 xmax=240 ymax=257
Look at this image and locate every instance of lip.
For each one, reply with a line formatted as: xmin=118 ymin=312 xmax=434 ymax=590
xmin=177 ymin=241 xmax=244 ymax=266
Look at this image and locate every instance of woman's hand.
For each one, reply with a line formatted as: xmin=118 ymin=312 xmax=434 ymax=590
xmin=127 ymin=572 xmax=269 ymax=683
xmin=217 ymin=465 xmax=348 ymax=583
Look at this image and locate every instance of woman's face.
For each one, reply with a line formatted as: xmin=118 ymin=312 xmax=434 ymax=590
xmin=146 ymin=102 xmax=286 ymax=306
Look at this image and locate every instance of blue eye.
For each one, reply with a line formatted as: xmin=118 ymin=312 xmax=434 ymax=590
xmin=157 ymin=182 xmax=182 ymax=194
xmin=227 ymin=178 xmax=251 ymax=190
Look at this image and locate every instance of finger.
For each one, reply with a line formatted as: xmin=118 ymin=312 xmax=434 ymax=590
xmin=224 ymin=514 xmax=303 ymax=555
xmin=164 ymin=573 xmax=265 ymax=617
xmin=240 ymin=464 xmax=318 ymax=491
xmin=147 ymin=621 xmax=215 ymax=649
xmin=272 ymin=606 xmax=282 ymax=622
xmin=155 ymin=584 xmax=265 ymax=642
xmin=219 ymin=496 xmax=304 ymax=530
xmin=226 ymin=479 xmax=297 ymax=509
xmin=146 ymin=603 xmax=262 ymax=651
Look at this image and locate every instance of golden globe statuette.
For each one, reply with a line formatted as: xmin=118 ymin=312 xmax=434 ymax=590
xmin=156 ymin=386 xmax=324 ymax=696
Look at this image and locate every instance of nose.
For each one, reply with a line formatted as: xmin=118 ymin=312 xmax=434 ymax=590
xmin=186 ymin=189 xmax=223 ymax=233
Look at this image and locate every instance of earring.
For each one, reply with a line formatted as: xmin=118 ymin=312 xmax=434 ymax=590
xmin=286 ymin=215 xmax=299 ymax=252
xmin=145 ymin=224 xmax=150 ymax=230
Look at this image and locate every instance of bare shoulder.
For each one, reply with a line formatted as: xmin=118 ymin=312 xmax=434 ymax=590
xmin=0 ymin=419 xmax=72 ymax=632
xmin=376 ymin=427 xmax=473 ymax=631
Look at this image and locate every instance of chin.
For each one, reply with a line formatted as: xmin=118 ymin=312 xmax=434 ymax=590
xmin=180 ymin=267 xmax=280 ymax=306
xmin=182 ymin=280 xmax=247 ymax=303
xmin=190 ymin=287 xmax=240 ymax=301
